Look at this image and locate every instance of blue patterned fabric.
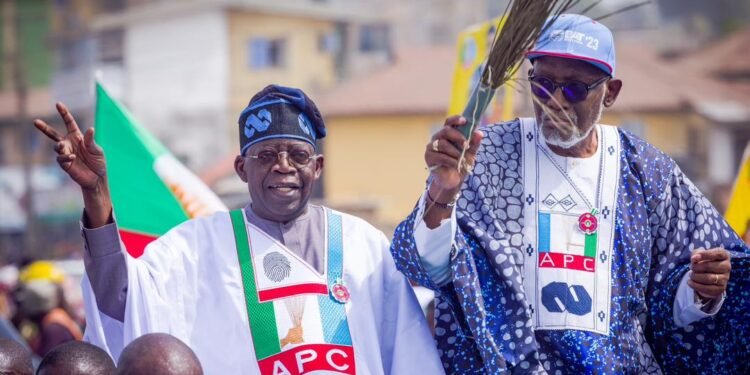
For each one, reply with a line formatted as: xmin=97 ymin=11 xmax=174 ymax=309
xmin=390 ymin=120 xmax=750 ymax=374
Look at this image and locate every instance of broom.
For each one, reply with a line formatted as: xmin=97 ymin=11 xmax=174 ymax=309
xmin=420 ymin=0 xmax=579 ymax=221
xmin=423 ymin=0 xmax=651 ymax=215
xmin=456 ymin=0 xmax=579 ymax=142
xmin=456 ymin=0 xmax=653 ymax=143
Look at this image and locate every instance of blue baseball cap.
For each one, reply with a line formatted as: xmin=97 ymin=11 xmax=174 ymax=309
xmin=527 ymin=14 xmax=616 ymax=76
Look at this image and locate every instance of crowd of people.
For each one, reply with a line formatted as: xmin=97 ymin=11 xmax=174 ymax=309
xmin=0 ymin=334 xmax=203 ymax=374
xmin=1 ymin=261 xmax=81 ymax=365
xmin=0 ymin=262 xmax=204 ymax=374
xmin=0 ymin=13 xmax=747 ymax=375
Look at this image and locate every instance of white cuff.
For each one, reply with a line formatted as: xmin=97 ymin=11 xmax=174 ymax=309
xmin=673 ymin=271 xmax=726 ymax=327
xmin=412 ymin=191 xmax=456 ymax=286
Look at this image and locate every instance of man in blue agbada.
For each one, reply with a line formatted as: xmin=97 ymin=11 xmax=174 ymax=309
xmin=391 ymin=14 xmax=750 ymax=374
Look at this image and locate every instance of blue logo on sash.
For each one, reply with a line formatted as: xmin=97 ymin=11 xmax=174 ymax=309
xmin=541 ymin=282 xmax=592 ymax=316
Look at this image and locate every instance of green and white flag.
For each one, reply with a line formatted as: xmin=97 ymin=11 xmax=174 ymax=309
xmin=94 ymin=83 xmax=226 ymax=257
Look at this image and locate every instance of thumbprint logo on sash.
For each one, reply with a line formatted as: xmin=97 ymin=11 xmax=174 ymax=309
xmin=263 ymin=252 xmax=291 ymax=282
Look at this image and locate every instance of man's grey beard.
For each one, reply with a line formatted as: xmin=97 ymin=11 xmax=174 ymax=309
xmin=539 ymin=105 xmax=603 ymax=149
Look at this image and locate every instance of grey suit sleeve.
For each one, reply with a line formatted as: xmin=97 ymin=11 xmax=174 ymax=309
xmin=81 ymin=219 xmax=128 ymax=322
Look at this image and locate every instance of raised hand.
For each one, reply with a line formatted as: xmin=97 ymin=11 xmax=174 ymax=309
xmin=34 ymin=103 xmax=106 ymax=190
xmin=423 ymin=116 xmax=483 ymax=228
xmin=34 ymin=103 xmax=112 ymax=227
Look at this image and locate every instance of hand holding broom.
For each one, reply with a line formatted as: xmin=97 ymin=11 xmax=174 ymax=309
xmin=423 ymin=116 xmax=483 ymax=228
xmin=423 ymin=0 xmax=578 ymax=227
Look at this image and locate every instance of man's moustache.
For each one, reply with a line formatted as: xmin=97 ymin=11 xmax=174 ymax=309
xmin=541 ymin=113 xmax=577 ymax=133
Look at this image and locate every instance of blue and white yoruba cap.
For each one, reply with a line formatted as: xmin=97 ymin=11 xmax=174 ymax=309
xmin=527 ymin=14 xmax=616 ymax=76
xmin=238 ymin=84 xmax=327 ymax=155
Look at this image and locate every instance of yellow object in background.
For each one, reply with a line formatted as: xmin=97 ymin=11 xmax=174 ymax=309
xmin=19 ymin=261 xmax=66 ymax=284
xmin=725 ymin=142 xmax=750 ymax=238
xmin=447 ymin=16 xmax=515 ymax=123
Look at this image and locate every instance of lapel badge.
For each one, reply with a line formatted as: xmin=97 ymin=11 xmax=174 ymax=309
xmin=330 ymin=277 xmax=350 ymax=304
xmin=578 ymin=209 xmax=599 ymax=235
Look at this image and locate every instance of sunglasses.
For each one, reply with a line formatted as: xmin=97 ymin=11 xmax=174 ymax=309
xmin=528 ymin=74 xmax=610 ymax=103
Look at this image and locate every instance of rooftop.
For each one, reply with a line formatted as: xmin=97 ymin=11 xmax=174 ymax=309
xmin=92 ymin=0 xmax=381 ymax=30
xmin=316 ymin=46 xmax=455 ymax=117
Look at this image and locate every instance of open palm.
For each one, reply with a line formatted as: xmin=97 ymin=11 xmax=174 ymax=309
xmin=34 ymin=103 xmax=106 ymax=190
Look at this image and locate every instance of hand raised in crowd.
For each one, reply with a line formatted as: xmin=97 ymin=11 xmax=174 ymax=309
xmin=689 ymin=248 xmax=731 ymax=303
xmin=33 ymin=103 xmax=112 ymax=227
xmin=423 ymin=115 xmax=483 ymax=228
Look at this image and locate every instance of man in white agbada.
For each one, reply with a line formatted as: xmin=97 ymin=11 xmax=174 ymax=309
xmin=33 ymin=85 xmax=442 ymax=374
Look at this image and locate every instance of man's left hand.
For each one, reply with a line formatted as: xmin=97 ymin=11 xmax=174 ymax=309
xmin=688 ymin=248 xmax=731 ymax=302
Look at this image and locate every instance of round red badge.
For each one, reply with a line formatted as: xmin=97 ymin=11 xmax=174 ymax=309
xmin=330 ymin=278 xmax=350 ymax=304
xmin=578 ymin=212 xmax=598 ymax=235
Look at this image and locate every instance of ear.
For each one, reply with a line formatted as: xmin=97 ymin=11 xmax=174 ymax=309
xmin=234 ymin=155 xmax=248 ymax=182
xmin=603 ymin=79 xmax=622 ymax=108
xmin=313 ymin=154 xmax=324 ymax=180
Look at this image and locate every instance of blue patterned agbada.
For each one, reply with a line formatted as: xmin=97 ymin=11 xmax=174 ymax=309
xmin=391 ymin=120 xmax=750 ymax=374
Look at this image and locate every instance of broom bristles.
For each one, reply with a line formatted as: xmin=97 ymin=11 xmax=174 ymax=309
xmin=420 ymin=0 xmax=652 ymax=228
xmin=481 ymin=0 xmax=579 ymax=89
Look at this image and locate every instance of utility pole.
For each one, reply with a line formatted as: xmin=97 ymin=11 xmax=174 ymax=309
xmin=7 ymin=0 xmax=37 ymax=259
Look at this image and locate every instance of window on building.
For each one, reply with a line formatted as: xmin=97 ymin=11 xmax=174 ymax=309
xmin=58 ymin=39 xmax=76 ymax=72
xmin=97 ymin=29 xmax=124 ymax=63
xmin=58 ymin=38 xmax=90 ymax=72
xmin=99 ymin=0 xmax=126 ymax=13
xmin=318 ymin=31 xmax=340 ymax=54
xmin=359 ymin=23 xmax=389 ymax=53
xmin=248 ymin=38 xmax=286 ymax=69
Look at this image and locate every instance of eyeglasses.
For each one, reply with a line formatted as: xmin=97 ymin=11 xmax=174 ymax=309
xmin=246 ymin=150 xmax=319 ymax=169
xmin=528 ymin=75 xmax=609 ymax=103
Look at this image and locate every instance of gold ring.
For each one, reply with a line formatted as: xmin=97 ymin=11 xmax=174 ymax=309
xmin=461 ymin=159 xmax=474 ymax=174
xmin=432 ymin=139 xmax=439 ymax=153
xmin=714 ymin=274 xmax=719 ymax=285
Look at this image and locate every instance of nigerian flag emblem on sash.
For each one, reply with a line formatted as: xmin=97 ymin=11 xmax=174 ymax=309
xmin=520 ymin=118 xmax=620 ymax=336
xmin=230 ymin=209 xmax=356 ymax=374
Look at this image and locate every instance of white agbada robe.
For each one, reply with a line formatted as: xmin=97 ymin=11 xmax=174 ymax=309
xmin=82 ymin=208 xmax=442 ymax=374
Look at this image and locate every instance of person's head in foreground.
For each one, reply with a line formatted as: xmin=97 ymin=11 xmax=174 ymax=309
xmin=0 ymin=338 xmax=33 ymax=375
xmin=116 ymin=333 xmax=202 ymax=375
xmin=234 ymin=84 xmax=326 ymax=223
xmin=526 ymin=14 xmax=623 ymax=154
xmin=36 ymin=341 xmax=115 ymax=375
